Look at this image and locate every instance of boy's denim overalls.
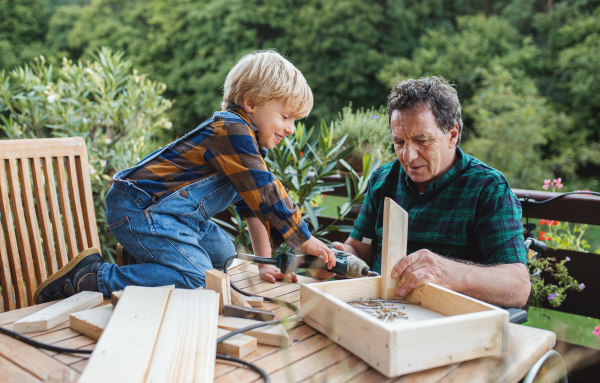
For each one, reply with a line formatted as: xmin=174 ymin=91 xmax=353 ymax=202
xmin=99 ymin=112 xmax=245 ymax=296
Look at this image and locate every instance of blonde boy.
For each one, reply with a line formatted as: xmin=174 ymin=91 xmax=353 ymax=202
xmin=34 ymin=51 xmax=335 ymax=303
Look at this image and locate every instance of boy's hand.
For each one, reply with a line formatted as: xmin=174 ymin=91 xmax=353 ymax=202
xmin=299 ymin=236 xmax=336 ymax=269
xmin=310 ymin=269 xmax=335 ymax=280
xmin=258 ymin=264 xmax=298 ymax=284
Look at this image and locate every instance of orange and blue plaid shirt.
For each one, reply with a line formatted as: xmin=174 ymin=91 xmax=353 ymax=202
xmin=125 ymin=103 xmax=311 ymax=250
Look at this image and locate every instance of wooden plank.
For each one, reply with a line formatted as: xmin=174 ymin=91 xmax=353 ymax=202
xmin=0 ymin=221 xmax=15 ymax=312
xmin=111 ymin=285 xmax=174 ymax=307
xmin=78 ymin=286 xmax=171 ymax=383
xmin=75 ymin=150 xmax=100 ymax=249
xmin=381 ymin=197 xmax=408 ymax=299
xmin=18 ymin=158 xmax=47 ymax=284
xmin=217 ymin=315 xmax=290 ymax=347
xmin=230 ymin=288 xmax=252 ymax=308
xmin=0 ymin=159 xmax=24 ymax=309
xmin=70 ymin=304 xmax=113 ymax=340
xmin=31 ymin=157 xmax=59 ymax=275
xmin=145 ymin=289 xmax=219 ymax=383
xmin=405 ymin=283 xmax=501 ymax=316
xmin=54 ymin=156 xmax=78 ymax=260
xmin=13 ymin=291 xmax=103 ymax=333
xmin=205 ymin=269 xmax=230 ymax=314
xmin=216 ymin=328 xmax=257 ymax=358
xmin=7 ymin=158 xmax=37 ymax=305
xmin=66 ymin=155 xmax=88 ymax=251
xmin=0 ymin=137 xmax=83 ymax=159
xmin=0 ymin=301 xmax=55 ymax=326
xmin=43 ymin=156 xmax=68 ymax=268
xmin=111 ymin=291 xmax=123 ymax=307
xmin=245 ymin=296 xmax=264 ymax=307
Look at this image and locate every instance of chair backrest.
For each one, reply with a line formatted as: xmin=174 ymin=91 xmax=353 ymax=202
xmin=0 ymin=137 xmax=100 ymax=312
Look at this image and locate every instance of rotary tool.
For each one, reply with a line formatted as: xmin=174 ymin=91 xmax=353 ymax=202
xmin=236 ymin=245 xmax=380 ymax=278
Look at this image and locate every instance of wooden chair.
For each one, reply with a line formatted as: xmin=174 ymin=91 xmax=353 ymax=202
xmin=0 ymin=137 xmax=100 ymax=312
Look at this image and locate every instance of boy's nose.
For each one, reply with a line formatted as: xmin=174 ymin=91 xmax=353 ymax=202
xmin=284 ymin=122 xmax=295 ymax=135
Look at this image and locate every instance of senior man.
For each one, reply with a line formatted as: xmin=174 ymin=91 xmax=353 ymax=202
xmin=321 ymin=76 xmax=530 ymax=308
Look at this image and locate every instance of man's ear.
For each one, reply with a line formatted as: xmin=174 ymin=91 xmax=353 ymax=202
xmin=449 ymin=123 xmax=459 ymax=147
xmin=242 ymin=97 xmax=255 ymax=114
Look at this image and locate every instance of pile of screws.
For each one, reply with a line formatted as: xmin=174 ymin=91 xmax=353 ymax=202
xmin=345 ymin=297 xmax=409 ymax=322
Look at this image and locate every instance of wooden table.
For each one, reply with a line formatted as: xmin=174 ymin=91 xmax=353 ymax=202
xmin=0 ymin=262 xmax=556 ymax=382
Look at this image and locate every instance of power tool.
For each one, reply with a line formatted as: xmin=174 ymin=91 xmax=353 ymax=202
xmin=236 ymin=245 xmax=380 ymax=278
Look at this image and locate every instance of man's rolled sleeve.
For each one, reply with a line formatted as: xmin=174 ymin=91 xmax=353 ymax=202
xmin=475 ymin=184 xmax=527 ymax=265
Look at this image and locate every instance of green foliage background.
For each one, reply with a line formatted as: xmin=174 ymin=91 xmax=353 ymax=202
xmin=2 ymin=0 xmax=600 ymax=190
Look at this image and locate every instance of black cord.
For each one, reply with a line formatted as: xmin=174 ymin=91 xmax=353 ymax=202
xmin=216 ymin=354 xmax=270 ymax=383
xmin=0 ymin=326 xmax=92 ymax=354
xmin=219 ymin=255 xmax=302 ymax=382
xmin=520 ymin=190 xmax=600 ymax=204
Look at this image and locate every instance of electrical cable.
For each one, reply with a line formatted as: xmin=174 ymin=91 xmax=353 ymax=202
xmin=519 ymin=190 xmax=600 ymax=205
xmin=0 ymin=326 xmax=92 ymax=354
xmin=217 ymin=255 xmax=302 ymax=382
xmin=216 ymin=354 xmax=270 ymax=383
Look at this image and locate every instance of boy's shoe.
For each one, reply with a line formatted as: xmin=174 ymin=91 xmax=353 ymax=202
xmin=116 ymin=243 xmax=137 ymax=267
xmin=33 ymin=248 xmax=104 ymax=304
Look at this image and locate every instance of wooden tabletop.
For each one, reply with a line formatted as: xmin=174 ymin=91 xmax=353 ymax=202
xmin=0 ymin=262 xmax=556 ymax=383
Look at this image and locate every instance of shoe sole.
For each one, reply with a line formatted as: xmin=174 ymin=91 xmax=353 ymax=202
xmin=32 ymin=247 xmax=101 ymax=304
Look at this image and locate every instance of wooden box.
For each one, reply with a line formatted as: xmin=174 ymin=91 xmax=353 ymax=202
xmin=300 ymin=198 xmax=508 ymax=377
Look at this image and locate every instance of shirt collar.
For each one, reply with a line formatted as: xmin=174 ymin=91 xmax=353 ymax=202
xmin=402 ymin=146 xmax=468 ymax=196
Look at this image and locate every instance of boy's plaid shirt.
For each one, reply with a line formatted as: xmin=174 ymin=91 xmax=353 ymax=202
xmin=125 ymin=103 xmax=310 ymax=250
xmin=350 ymin=147 xmax=527 ymax=274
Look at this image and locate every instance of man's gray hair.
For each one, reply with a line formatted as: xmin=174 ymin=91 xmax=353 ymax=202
xmin=387 ymin=76 xmax=464 ymax=144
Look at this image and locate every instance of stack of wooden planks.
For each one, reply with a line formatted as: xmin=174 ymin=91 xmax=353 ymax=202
xmin=70 ymin=261 xmax=291 ymax=382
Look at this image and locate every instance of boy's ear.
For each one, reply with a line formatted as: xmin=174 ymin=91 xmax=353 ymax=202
xmin=242 ymin=97 xmax=256 ymax=114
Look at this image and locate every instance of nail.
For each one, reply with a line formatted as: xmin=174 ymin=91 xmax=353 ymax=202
xmin=398 ymin=288 xmax=406 ymax=296
xmin=392 ymin=272 xmax=398 ymax=278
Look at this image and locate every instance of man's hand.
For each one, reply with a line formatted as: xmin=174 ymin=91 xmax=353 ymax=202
xmin=258 ymin=264 xmax=298 ymax=283
xmin=391 ymin=249 xmax=454 ymax=297
xmin=299 ymin=236 xmax=336 ymax=269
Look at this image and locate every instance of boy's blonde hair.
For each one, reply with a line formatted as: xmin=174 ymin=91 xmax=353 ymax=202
xmin=223 ymin=50 xmax=313 ymax=118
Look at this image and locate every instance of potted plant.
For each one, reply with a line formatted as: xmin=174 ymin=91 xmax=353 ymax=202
xmin=333 ymin=104 xmax=396 ymax=174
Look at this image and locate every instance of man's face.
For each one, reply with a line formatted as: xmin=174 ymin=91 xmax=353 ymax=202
xmin=390 ymin=107 xmax=459 ymax=193
xmin=243 ymin=98 xmax=298 ymax=150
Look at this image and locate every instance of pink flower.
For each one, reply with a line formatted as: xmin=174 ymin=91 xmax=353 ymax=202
xmin=554 ymin=178 xmax=563 ymax=189
xmin=543 ymin=179 xmax=551 ymax=190
xmin=593 ymin=326 xmax=600 ymax=338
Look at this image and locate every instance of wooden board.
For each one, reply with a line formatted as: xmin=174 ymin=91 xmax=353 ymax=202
xmin=69 ymin=304 xmax=113 ymax=340
xmin=217 ymin=315 xmax=290 ymax=347
xmin=216 ymin=328 xmax=257 ymax=358
xmin=230 ymin=289 xmax=252 ymax=308
xmin=205 ymin=269 xmax=231 ymax=314
xmin=381 ymin=197 xmax=408 ymax=299
xmin=111 ymin=285 xmax=174 ymax=307
xmin=244 ymin=296 xmax=264 ymax=307
xmin=78 ymin=286 xmax=171 ymax=383
xmin=146 ymin=289 xmax=219 ymax=383
xmin=13 ymin=291 xmax=102 ymax=333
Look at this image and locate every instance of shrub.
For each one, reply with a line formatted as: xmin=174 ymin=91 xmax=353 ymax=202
xmin=0 ymin=48 xmax=172 ymax=261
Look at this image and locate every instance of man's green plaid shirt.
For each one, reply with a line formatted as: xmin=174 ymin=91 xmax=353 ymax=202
xmin=350 ymin=147 xmax=527 ymax=274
